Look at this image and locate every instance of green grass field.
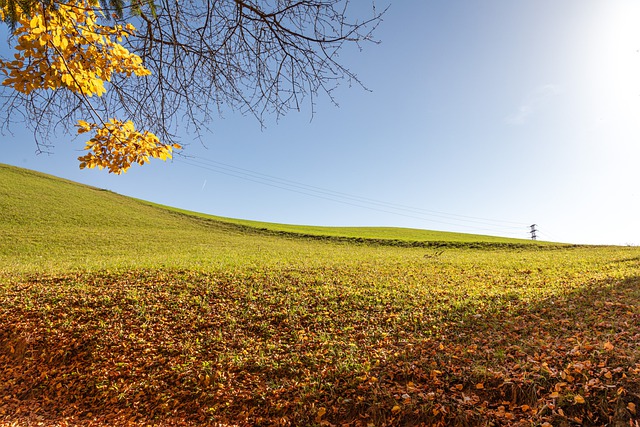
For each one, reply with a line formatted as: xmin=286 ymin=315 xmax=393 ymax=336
xmin=1 ymin=163 xmax=639 ymax=426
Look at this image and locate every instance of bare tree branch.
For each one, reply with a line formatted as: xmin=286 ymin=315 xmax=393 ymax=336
xmin=1 ymin=0 xmax=386 ymax=151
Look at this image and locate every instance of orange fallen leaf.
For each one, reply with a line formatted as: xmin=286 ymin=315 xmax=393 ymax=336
xmin=628 ymin=402 xmax=637 ymax=415
xmin=574 ymin=395 xmax=585 ymax=404
xmin=475 ymin=383 xmax=484 ymax=389
xmin=604 ymin=341 xmax=614 ymax=351
xmin=391 ymin=405 xmax=401 ymax=414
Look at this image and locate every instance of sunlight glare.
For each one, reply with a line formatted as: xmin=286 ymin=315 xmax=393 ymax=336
xmin=583 ymin=1 xmax=640 ymax=131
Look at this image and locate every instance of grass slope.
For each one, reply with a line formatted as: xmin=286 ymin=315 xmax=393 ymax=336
xmin=146 ymin=202 xmax=537 ymax=245
xmin=0 ymin=164 xmax=378 ymax=273
xmin=0 ymin=163 xmax=542 ymax=274
xmin=1 ymin=163 xmax=639 ymax=427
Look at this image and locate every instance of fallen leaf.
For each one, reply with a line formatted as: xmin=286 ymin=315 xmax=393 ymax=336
xmin=604 ymin=341 xmax=614 ymax=351
xmin=628 ymin=402 xmax=637 ymax=415
xmin=574 ymin=395 xmax=585 ymax=404
xmin=391 ymin=405 xmax=401 ymax=414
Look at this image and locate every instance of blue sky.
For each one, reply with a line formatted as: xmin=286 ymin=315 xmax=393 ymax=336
xmin=2 ymin=1 xmax=640 ymax=245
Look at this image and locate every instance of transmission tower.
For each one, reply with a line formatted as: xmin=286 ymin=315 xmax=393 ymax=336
xmin=530 ymin=224 xmax=538 ymax=240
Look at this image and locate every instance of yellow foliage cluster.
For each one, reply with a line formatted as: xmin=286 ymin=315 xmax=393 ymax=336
xmin=0 ymin=0 xmax=180 ymax=173
xmin=0 ymin=0 xmax=149 ymax=96
xmin=77 ymin=119 xmax=180 ymax=174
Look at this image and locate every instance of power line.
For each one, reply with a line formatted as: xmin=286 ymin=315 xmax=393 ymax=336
xmin=186 ymin=156 xmax=526 ymax=227
xmin=536 ymin=229 xmax=562 ymax=243
xmin=174 ymin=156 xmax=532 ymax=237
xmin=176 ymin=156 xmax=530 ymax=236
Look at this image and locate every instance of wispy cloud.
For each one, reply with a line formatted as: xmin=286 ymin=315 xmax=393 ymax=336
xmin=506 ymin=84 xmax=561 ymax=125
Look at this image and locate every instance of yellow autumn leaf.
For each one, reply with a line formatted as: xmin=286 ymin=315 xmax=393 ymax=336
xmin=76 ymin=120 xmax=91 ymax=132
xmin=391 ymin=405 xmax=401 ymax=414
xmin=29 ymin=15 xmax=41 ymax=29
xmin=574 ymin=395 xmax=585 ymax=404
xmin=315 ymin=407 xmax=326 ymax=422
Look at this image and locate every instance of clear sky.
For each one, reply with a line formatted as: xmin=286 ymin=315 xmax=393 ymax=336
xmin=2 ymin=1 xmax=640 ymax=245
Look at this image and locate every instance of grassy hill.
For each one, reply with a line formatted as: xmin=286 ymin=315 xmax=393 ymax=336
xmin=146 ymin=202 xmax=538 ymax=245
xmin=1 ymin=163 xmax=639 ymax=427
xmin=0 ymin=163 xmax=375 ymax=273
xmin=0 ymin=163 xmax=540 ymax=274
